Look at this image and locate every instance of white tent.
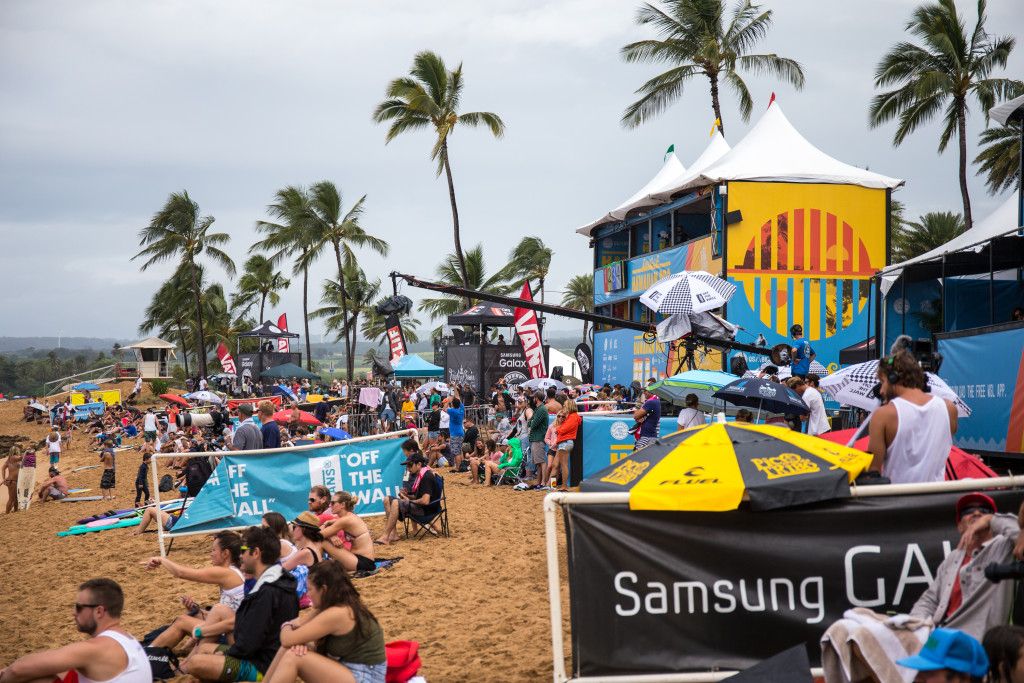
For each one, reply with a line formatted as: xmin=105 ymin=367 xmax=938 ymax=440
xmin=547 ymin=347 xmax=581 ymax=380
xmin=664 ymin=102 xmax=904 ymax=193
xmin=878 ymin=194 xmax=1021 ymax=292
xmin=576 ymin=153 xmax=687 ymax=236
xmin=648 ymin=130 xmax=731 ymax=203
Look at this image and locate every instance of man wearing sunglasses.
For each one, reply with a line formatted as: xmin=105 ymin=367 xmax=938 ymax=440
xmin=0 ymin=578 xmax=151 ymax=683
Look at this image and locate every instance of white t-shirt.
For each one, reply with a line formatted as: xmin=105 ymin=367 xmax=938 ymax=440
xmin=143 ymin=413 xmax=158 ymax=432
xmin=199 ymin=378 xmax=208 ymax=391
xmin=439 ymin=410 xmax=450 ymax=430
xmin=884 ymin=396 xmax=952 ymax=484
xmin=134 ymin=377 xmax=143 ymax=393
xmin=48 ymin=434 xmax=62 ymax=453
xmin=676 ymin=408 xmax=706 ymax=429
xmin=802 ymin=387 xmax=830 ymax=436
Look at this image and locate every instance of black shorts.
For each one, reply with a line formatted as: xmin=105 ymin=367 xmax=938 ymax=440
xmin=397 ymin=499 xmax=426 ymax=521
xmin=354 ymin=554 xmax=376 ymax=572
xmin=100 ymin=469 xmax=116 ymax=490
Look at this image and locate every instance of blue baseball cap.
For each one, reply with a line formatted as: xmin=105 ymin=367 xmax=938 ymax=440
xmin=896 ymin=628 xmax=988 ymax=676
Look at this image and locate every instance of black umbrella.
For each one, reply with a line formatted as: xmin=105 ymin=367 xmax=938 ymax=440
xmin=725 ymin=644 xmax=813 ymax=682
xmin=712 ymin=377 xmax=808 ymax=419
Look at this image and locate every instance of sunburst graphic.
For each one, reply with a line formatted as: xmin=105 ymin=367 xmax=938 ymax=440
xmin=729 ymin=208 xmax=875 ymax=342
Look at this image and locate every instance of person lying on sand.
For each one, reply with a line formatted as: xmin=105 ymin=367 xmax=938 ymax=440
xmin=37 ymin=467 xmax=69 ymax=502
xmin=133 ymin=504 xmax=183 ymax=535
xmin=143 ymin=531 xmax=245 ymax=653
xmin=320 ymin=492 xmax=375 ymax=573
xmin=1 ymin=579 xmax=151 ymax=683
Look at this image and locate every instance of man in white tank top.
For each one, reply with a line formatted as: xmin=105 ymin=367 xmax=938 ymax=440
xmin=0 ymin=578 xmax=151 ymax=683
xmin=867 ymin=351 xmax=958 ymax=484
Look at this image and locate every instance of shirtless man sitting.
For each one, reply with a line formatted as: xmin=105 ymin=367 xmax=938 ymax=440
xmin=0 ymin=578 xmax=151 ymax=683
xmin=319 ymin=491 xmax=376 ymax=573
xmin=37 ymin=467 xmax=70 ymax=502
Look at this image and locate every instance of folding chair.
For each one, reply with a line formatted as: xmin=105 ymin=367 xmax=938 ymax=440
xmin=403 ymin=472 xmax=450 ymax=540
xmin=494 ymin=439 xmax=526 ymax=486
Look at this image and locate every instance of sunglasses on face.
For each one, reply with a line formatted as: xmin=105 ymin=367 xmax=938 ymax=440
xmin=308 ymin=497 xmax=317 ymax=502
xmin=961 ymin=506 xmax=994 ymax=518
xmin=75 ymin=603 xmax=99 ymax=612
xmin=240 ymin=545 xmax=251 ymax=553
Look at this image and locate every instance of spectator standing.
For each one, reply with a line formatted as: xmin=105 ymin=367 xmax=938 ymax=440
xmin=633 ymin=388 xmax=661 ymax=451
xmin=790 ymin=324 xmax=815 ymax=379
xmin=0 ymin=578 xmax=151 ymax=683
xmin=99 ymin=440 xmax=116 ymax=501
xmin=143 ymin=408 xmax=158 ymax=441
xmin=675 ymin=394 xmax=706 ymax=429
xmin=528 ymin=393 xmax=550 ymax=488
xmin=181 ymin=527 xmax=299 ymax=682
xmin=17 ymin=444 xmax=38 ymax=510
xmin=796 ymin=374 xmax=830 ymax=436
xmin=232 ymin=403 xmax=263 ymax=452
xmin=134 ymin=451 xmax=152 ymax=506
xmin=553 ymin=400 xmax=581 ymax=492
xmin=545 ymin=387 xmax=561 ymax=415
xmin=46 ymin=429 xmax=61 ymax=467
xmin=446 ymin=397 xmax=465 ymax=463
xmin=2 ymin=447 xmax=20 ymax=514
xmin=259 ymin=401 xmax=281 ymax=449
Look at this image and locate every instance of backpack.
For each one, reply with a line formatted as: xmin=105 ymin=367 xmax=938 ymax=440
xmin=140 ymin=625 xmax=181 ymax=681
xmin=158 ymin=474 xmax=174 ymax=493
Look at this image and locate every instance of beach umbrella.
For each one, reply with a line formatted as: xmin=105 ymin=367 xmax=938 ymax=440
xmin=520 ymin=377 xmax=567 ymax=392
xmin=639 ymin=271 xmax=737 ymax=316
xmin=272 ymin=409 xmax=322 ymax=426
xmin=818 ymin=360 xmax=970 ymax=416
xmin=28 ymin=401 xmax=48 ymax=412
xmin=319 ymin=427 xmax=352 ymax=441
xmin=649 ymin=370 xmax=739 ymax=410
xmin=73 ymin=382 xmax=100 ymax=391
xmin=580 ymin=423 xmax=872 ymax=512
xmin=713 ymin=377 xmax=809 ymax=418
xmin=159 ymin=394 xmax=191 ymax=408
xmin=419 ymin=381 xmax=450 ymax=394
xmin=184 ymin=391 xmax=224 ymax=405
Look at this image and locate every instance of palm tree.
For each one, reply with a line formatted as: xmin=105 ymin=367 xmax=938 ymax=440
xmin=891 ymin=211 xmax=967 ymax=262
xmin=204 ymin=282 xmax=256 ymax=359
xmin=138 ymin=265 xmax=201 ymax=379
xmin=133 ymin=191 xmax=235 ymax=378
xmin=620 ymin=0 xmax=805 ymax=133
xmin=497 ymin=236 xmax=553 ymax=302
xmin=230 ymin=255 xmax=291 ymax=322
xmin=418 ymin=245 xmax=515 ymax=334
xmin=373 ymin=50 xmax=506 ymax=289
xmin=253 ymin=185 xmax=318 ymax=371
xmin=306 ymin=181 xmax=389 ymax=379
xmin=311 ymin=265 xmax=382 ymax=379
xmin=974 ymin=122 xmax=1021 ymax=195
xmin=869 ymin=0 xmax=1019 ymax=230
xmin=561 ymin=274 xmax=595 ymax=344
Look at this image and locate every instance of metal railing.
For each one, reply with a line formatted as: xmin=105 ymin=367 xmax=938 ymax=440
xmin=42 ymin=364 xmax=118 ymax=398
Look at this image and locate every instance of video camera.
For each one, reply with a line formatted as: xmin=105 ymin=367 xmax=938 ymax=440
xmin=985 ymin=560 xmax=1024 ymax=583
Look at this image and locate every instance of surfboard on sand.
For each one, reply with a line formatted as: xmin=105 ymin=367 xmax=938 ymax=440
xmin=59 ymin=496 xmax=103 ymax=503
xmin=58 ymin=517 xmax=141 ymax=537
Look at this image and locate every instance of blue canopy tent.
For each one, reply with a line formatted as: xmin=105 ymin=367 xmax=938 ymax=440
xmin=391 ymin=354 xmax=444 ymax=378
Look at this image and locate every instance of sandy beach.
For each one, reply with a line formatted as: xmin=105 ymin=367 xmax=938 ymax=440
xmin=0 ymin=383 xmax=571 ymax=682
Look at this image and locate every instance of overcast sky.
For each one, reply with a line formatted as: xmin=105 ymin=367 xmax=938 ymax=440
xmin=1 ymin=0 xmax=1021 ymax=341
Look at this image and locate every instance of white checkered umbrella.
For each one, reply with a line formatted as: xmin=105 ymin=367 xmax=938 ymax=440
xmin=520 ymin=377 xmax=567 ymax=392
xmin=639 ymin=271 xmax=737 ymax=316
xmin=818 ymin=360 xmax=971 ymax=416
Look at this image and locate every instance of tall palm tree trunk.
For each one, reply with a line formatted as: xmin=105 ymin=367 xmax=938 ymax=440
xmin=189 ymin=265 xmax=208 ymax=378
xmin=259 ymin=293 xmax=267 ymax=323
xmin=956 ymin=101 xmax=973 ymax=230
xmin=709 ymin=72 xmax=724 ymax=136
xmin=348 ymin=314 xmax=359 ymax=379
xmin=176 ymin=322 xmax=190 ymax=378
xmin=302 ymin=265 xmax=312 ymax=372
xmin=441 ymin=142 xmax=471 ymax=303
xmin=332 ymin=243 xmax=353 ymax=380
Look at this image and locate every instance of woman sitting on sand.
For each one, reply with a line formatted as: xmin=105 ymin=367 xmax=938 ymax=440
xmin=284 ymin=511 xmax=326 ymax=607
xmin=320 ymin=492 xmax=375 ymax=573
xmin=142 ymin=530 xmax=245 ymax=651
xmin=263 ymin=560 xmax=386 ymax=683
xmin=262 ymin=511 xmax=297 ymax=560
xmin=3 ymin=447 xmax=22 ymax=514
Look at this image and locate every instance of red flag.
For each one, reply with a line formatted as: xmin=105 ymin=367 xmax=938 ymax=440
xmin=768 ymin=92 xmax=776 ymax=108
xmin=216 ymin=343 xmax=236 ymax=374
xmin=514 ymin=282 xmax=547 ymax=379
xmin=277 ymin=313 xmax=289 ymax=352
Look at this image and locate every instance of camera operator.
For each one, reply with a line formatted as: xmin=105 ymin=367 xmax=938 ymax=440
xmin=909 ymin=493 xmax=1022 ymax=641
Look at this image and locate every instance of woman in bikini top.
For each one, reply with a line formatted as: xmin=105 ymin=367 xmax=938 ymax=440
xmin=320 ymin=491 xmax=376 ymax=573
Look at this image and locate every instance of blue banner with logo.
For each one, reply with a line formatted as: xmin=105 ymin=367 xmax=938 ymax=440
xmin=171 ymin=437 xmax=408 ymax=534
xmin=937 ymin=324 xmax=1024 ymax=454
xmin=581 ymin=414 xmax=670 ymax=478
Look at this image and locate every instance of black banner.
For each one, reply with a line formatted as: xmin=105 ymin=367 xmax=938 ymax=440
xmin=575 ymin=343 xmax=594 ymax=384
xmin=563 ymin=488 xmax=1023 ymax=677
xmin=445 ymin=345 xmax=482 ymax=395
xmin=483 ymin=345 xmax=529 ymax=392
xmin=236 ymin=352 xmax=302 ymax=380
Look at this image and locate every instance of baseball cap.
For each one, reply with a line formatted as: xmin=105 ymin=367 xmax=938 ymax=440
xmin=237 ymin=402 xmax=254 ymax=415
xmin=401 ymin=453 xmax=427 ymax=467
xmin=955 ymin=492 xmax=996 ymax=522
xmin=895 ymin=628 xmax=988 ymax=676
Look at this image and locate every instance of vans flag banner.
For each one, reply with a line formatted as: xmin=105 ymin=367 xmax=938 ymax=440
xmin=277 ymin=313 xmax=290 ymax=353
xmin=514 ymin=282 xmax=546 ymax=379
xmin=216 ymin=343 xmax=236 ymax=375
xmin=171 ymin=437 xmax=407 ymax=535
xmin=386 ymin=314 xmax=407 ymax=363
xmin=563 ymin=488 xmax=1022 ymax=676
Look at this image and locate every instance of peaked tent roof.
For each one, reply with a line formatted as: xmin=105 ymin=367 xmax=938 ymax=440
xmin=576 ymin=153 xmax=688 ymax=236
xmin=260 ymin=362 xmax=319 ymax=379
xmin=990 ymin=94 xmax=1024 ymax=125
xmin=447 ymin=303 xmax=516 ymax=327
xmin=674 ymin=102 xmax=903 ymax=192
xmin=879 ymin=194 xmax=1021 ymax=284
xmin=126 ymin=336 xmax=177 ymax=349
xmin=391 ymin=353 xmax=444 ymax=378
xmin=649 ymin=130 xmax=731 ymax=203
xmin=239 ymin=320 xmax=300 ymax=338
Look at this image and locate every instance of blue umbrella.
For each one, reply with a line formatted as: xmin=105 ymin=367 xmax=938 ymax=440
xmin=319 ymin=427 xmax=351 ymax=441
xmin=73 ymin=382 xmax=101 ymax=391
xmin=712 ymin=377 xmax=808 ymax=419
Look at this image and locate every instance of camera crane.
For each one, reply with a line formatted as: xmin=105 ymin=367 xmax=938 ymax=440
xmin=389 ymin=271 xmax=775 ymax=373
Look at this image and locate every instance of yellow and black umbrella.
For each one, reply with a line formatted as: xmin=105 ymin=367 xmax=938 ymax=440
xmin=580 ymin=423 xmax=873 ymax=512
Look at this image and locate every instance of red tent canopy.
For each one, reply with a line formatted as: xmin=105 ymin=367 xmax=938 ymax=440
xmin=818 ymin=428 xmax=998 ymax=480
xmin=272 ymin=409 xmax=322 ymax=426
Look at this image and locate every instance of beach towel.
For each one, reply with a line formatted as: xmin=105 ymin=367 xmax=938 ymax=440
xmin=821 ymin=608 xmax=930 ymax=683
xmin=354 ymin=556 xmax=403 ymax=579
